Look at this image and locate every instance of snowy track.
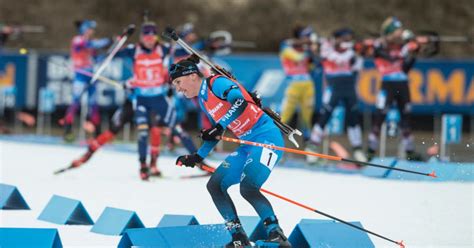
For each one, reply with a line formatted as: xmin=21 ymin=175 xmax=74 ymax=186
xmin=0 ymin=140 xmax=472 ymax=247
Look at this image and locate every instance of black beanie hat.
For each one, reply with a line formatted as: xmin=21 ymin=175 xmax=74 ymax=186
xmin=169 ymin=55 xmax=200 ymax=81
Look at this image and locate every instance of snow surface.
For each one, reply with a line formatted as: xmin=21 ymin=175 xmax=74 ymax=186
xmin=0 ymin=140 xmax=473 ymax=248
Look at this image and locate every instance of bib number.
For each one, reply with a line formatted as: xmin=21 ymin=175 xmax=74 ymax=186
xmin=260 ymin=147 xmax=278 ymax=170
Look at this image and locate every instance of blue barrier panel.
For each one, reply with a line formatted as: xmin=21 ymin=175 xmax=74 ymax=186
xmin=451 ymin=163 xmax=474 ymax=181
xmin=442 ymin=114 xmax=463 ymax=144
xmin=361 ymin=157 xmax=474 ymax=182
xmin=118 ymin=224 xmax=231 ymax=248
xmin=157 ymin=214 xmax=199 ymax=227
xmin=38 ymin=87 xmax=56 ymax=113
xmin=0 ymin=54 xmax=28 ymax=108
xmin=385 ymin=160 xmax=436 ymax=181
xmin=38 ymin=195 xmax=93 ymax=225
xmin=118 ymin=228 xmax=167 ymax=248
xmin=286 ymin=219 xmax=335 ymax=248
xmin=0 ymin=228 xmax=62 ymax=248
xmin=91 ymin=207 xmax=144 ymax=235
xmin=362 ymin=157 xmax=398 ymax=178
xmin=215 ymin=56 xmax=474 ymax=114
xmin=387 ymin=160 xmax=474 ymax=182
xmin=0 ymin=184 xmax=30 ymax=210
xmin=429 ymin=160 xmax=459 ymax=181
xmin=36 ymin=54 xmax=132 ymax=109
xmin=3 ymin=52 xmax=474 ymax=114
xmin=288 ymin=221 xmax=374 ymax=248
xmin=239 ymin=216 xmax=267 ymax=242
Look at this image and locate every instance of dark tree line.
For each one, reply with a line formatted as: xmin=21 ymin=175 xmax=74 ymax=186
xmin=1 ymin=0 xmax=472 ymax=57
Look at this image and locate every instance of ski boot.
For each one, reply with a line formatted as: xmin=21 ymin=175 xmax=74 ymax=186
xmin=353 ymin=147 xmax=368 ymax=164
xmin=63 ymin=124 xmax=75 ymax=143
xmin=262 ymin=227 xmax=291 ymax=247
xmin=225 ymin=219 xmax=251 ymax=248
xmin=225 ymin=231 xmax=252 ymax=248
xmin=367 ymin=148 xmax=376 ymax=162
xmin=406 ymin=150 xmax=424 ymax=161
xmin=149 ymin=158 xmax=162 ymax=177
xmin=305 ymin=142 xmax=321 ymax=165
xmin=139 ymin=163 xmax=150 ymax=181
xmin=149 ymin=165 xmax=161 ymax=177
xmin=71 ymin=149 xmax=94 ymax=168
xmin=256 ymin=217 xmax=291 ymax=247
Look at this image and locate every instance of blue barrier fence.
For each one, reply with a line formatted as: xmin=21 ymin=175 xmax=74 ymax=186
xmin=1 ymin=52 xmax=473 ymax=113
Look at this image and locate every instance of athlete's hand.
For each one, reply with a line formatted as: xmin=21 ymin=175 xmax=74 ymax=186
xmin=176 ymin=153 xmax=203 ymax=168
xmin=200 ymin=124 xmax=224 ymax=141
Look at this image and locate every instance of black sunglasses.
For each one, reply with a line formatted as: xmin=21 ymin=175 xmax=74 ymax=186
xmin=142 ymin=26 xmax=157 ymax=35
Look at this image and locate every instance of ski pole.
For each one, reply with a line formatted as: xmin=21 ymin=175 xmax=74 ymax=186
xmin=76 ymin=68 xmax=122 ymax=88
xmin=197 ymin=163 xmax=405 ymax=248
xmin=162 ymin=27 xmax=303 ymax=148
xmin=90 ymin=24 xmax=135 ymax=84
xmin=163 ymin=27 xmax=225 ymax=77
xmin=50 ymin=24 xmax=134 ymax=107
xmin=46 ymin=60 xmax=123 ymax=88
xmin=218 ymin=136 xmax=437 ymax=178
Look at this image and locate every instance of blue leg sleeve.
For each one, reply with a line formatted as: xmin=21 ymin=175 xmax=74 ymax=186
xmin=206 ymin=148 xmax=246 ymax=221
xmin=240 ymin=128 xmax=284 ymax=220
xmin=135 ymin=105 xmax=149 ymax=164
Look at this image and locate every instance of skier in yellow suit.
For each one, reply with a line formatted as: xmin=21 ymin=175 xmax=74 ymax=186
xmin=279 ymin=25 xmax=318 ymax=147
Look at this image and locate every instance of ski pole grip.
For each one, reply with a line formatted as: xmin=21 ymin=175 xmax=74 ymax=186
xmin=163 ymin=27 xmax=179 ymax=41
xmin=122 ymin=24 xmax=136 ymax=37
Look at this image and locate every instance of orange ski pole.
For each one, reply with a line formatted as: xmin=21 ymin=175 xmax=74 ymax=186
xmin=219 ymin=136 xmax=436 ymax=178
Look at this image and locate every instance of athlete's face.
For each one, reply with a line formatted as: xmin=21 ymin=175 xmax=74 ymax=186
xmin=335 ymin=34 xmax=354 ymax=50
xmin=172 ymin=73 xmax=200 ymax=98
xmin=84 ymin=29 xmax=95 ymax=39
xmin=141 ymin=34 xmax=157 ymax=49
xmin=184 ymin=32 xmax=198 ymax=43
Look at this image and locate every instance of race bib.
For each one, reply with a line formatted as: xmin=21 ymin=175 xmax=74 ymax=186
xmin=260 ymin=147 xmax=278 ymax=170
